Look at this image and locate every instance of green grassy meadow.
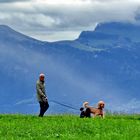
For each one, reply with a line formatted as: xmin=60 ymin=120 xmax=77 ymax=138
xmin=0 ymin=114 xmax=140 ymax=140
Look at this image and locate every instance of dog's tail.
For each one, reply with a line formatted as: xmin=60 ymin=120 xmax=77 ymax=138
xmin=83 ymin=101 xmax=89 ymax=108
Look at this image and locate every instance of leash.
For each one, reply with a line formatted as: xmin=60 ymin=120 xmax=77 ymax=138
xmin=15 ymin=98 xmax=79 ymax=111
xmin=49 ymin=100 xmax=79 ymax=111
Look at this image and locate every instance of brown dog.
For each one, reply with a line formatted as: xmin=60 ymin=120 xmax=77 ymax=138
xmin=83 ymin=101 xmax=105 ymax=118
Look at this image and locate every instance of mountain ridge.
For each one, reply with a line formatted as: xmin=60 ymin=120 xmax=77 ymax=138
xmin=0 ymin=22 xmax=140 ymax=114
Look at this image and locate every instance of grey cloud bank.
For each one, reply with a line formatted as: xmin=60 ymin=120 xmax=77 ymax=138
xmin=0 ymin=0 xmax=140 ymax=41
xmin=0 ymin=0 xmax=30 ymax=3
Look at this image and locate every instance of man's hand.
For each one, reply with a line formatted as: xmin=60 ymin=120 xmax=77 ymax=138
xmin=42 ymin=97 xmax=48 ymax=103
xmin=41 ymin=94 xmax=46 ymax=98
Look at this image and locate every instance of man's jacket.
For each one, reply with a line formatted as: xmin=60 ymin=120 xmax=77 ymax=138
xmin=36 ymin=80 xmax=47 ymax=102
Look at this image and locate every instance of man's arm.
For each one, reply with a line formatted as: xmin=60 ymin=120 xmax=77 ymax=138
xmin=36 ymin=83 xmax=46 ymax=98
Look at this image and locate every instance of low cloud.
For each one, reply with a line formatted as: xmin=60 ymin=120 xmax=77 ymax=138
xmin=0 ymin=0 xmax=140 ymax=41
xmin=114 ymin=98 xmax=140 ymax=113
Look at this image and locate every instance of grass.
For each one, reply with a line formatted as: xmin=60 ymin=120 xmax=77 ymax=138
xmin=0 ymin=114 xmax=140 ymax=140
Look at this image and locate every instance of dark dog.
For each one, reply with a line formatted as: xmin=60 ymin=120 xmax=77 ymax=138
xmin=80 ymin=107 xmax=91 ymax=118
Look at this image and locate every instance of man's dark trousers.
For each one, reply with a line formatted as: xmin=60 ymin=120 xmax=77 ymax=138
xmin=39 ymin=101 xmax=49 ymax=117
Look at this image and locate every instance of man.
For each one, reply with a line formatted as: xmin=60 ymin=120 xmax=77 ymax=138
xmin=36 ymin=73 xmax=49 ymax=117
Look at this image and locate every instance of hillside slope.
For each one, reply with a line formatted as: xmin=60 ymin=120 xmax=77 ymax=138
xmin=0 ymin=22 xmax=140 ymax=114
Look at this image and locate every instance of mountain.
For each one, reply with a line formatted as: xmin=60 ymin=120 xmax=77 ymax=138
xmin=0 ymin=22 xmax=140 ymax=114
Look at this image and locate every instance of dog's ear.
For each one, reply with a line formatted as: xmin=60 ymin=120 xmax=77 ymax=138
xmin=80 ymin=107 xmax=84 ymax=111
xmin=97 ymin=103 xmax=101 ymax=108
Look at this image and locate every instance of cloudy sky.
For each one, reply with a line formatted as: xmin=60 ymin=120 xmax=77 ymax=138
xmin=0 ymin=0 xmax=140 ymax=41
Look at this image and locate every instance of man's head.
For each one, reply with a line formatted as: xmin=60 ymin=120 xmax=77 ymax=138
xmin=39 ymin=73 xmax=45 ymax=82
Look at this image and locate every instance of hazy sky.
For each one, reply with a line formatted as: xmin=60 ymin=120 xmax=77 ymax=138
xmin=0 ymin=0 xmax=140 ymax=41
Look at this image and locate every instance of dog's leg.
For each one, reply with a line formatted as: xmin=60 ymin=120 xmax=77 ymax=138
xmin=93 ymin=113 xmax=98 ymax=118
xmin=102 ymin=113 xmax=105 ymax=118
